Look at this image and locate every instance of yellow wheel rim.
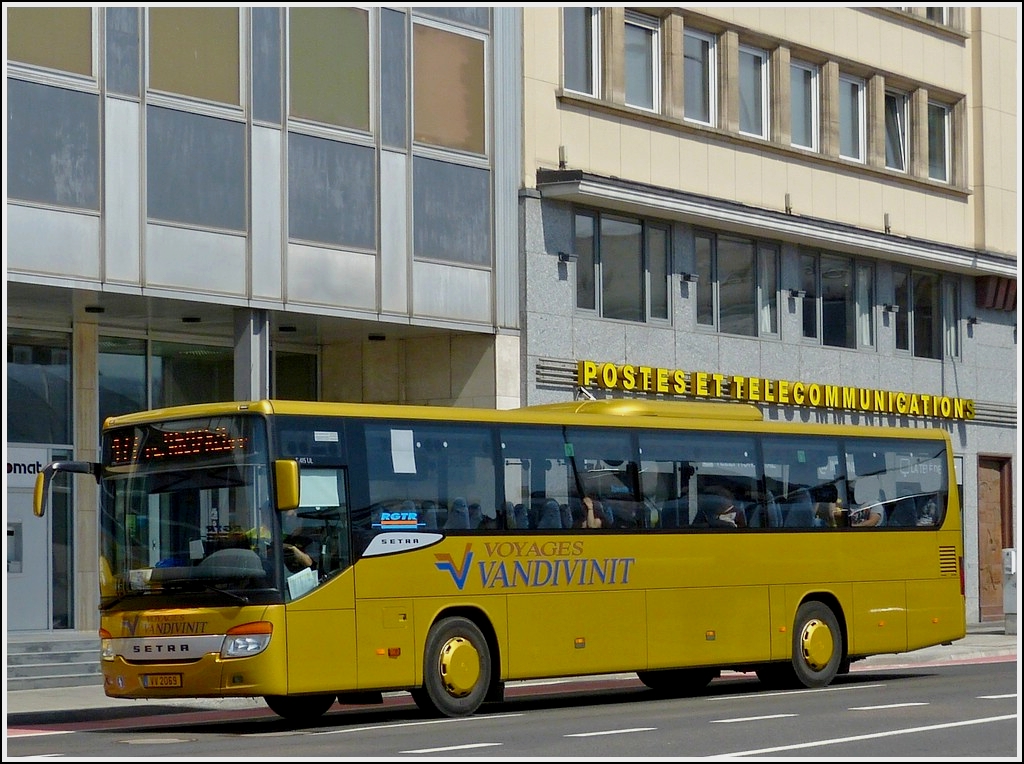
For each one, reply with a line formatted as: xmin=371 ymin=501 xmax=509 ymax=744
xmin=799 ymin=618 xmax=834 ymax=671
xmin=438 ymin=636 xmax=480 ymax=697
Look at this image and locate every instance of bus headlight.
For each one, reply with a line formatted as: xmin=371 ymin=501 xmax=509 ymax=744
xmin=99 ymin=628 xmax=115 ymax=661
xmin=221 ymin=621 xmax=273 ymax=659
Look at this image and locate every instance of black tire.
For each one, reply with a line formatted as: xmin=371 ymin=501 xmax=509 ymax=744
xmin=409 ymin=687 xmax=436 ymax=715
xmin=636 ymin=667 xmax=719 ymax=695
xmin=418 ymin=616 xmax=491 ymax=717
xmin=264 ymin=693 xmax=336 ymax=721
xmin=790 ymin=601 xmax=843 ymax=688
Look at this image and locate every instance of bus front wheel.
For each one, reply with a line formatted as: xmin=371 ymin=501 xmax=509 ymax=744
xmin=264 ymin=693 xmax=336 ymax=721
xmin=790 ymin=601 xmax=843 ymax=688
xmin=418 ymin=616 xmax=491 ymax=718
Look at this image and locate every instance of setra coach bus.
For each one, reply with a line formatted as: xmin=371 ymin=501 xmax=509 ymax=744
xmin=34 ymin=397 xmax=966 ymax=721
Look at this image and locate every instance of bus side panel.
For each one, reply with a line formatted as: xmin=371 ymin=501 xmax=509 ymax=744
xmin=284 ymin=571 xmax=358 ymax=693
xmin=505 ymin=591 xmax=646 ymax=679
xmin=646 ymin=586 xmax=771 ymax=668
xmin=905 ymin=581 xmax=967 ymax=651
xmin=849 ymin=581 xmax=908 ymax=656
xmin=353 ymin=598 xmax=416 ymax=689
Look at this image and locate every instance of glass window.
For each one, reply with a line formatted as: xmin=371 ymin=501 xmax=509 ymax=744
xmin=563 ymin=7 xmax=599 ymax=96
xmin=790 ymin=61 xmax=818 ymax=150
xmin=738 ymin=45 xmax=769 ymax=138
xmin=695 ymin=233 xmax=714 ymax=326
xmin=575 ymin=211 xmax=598 ymax=311
xmin=575 ymin=210 xmax=670 ymax=324
xmin=624 ymin=12 xmax=659 ymax=112
xmin=913 ymin=271 xmax=941 ymax=360
xmin=757 ymin=243 xmax=779 ymax=336
xmin=6 ymin=330 xmax=72 ymax=445
xmin=928 ymin=101 xmax=950 ymax=182
xmin=800 ymin=251 xmax=818 ymax=341
xmin=151 ymin=341 xmax=234 ymax=408
xmin=639 ymin=431 xmax=758 ymax=530
xmin=602 ymin=216 xmax=645 ymax=322
xmin=856 ymin=262 xmax=876 ymax=348
xmin=565 ymin=427 xmax=642 ymax=529
xmin=942 ymin=279 xmax=961 ymax=359
xmin=821 ymin=255 xmax=855 ymax=348
xmin=839 ymin=74 xmax=865 ymax=162
xmin=149 ymin=7 xmax=239 ymax=106
xmin=801 ymin=253 xmax=875 ymax=349
xmin=6 ymin=7 xmax=93 ymax=77
xmin=894 ymin=267 xmax=911 ymax=351
xmin=362 ymin=422 xmax=498 ymax=537
xmin=925 ymin=7 xmax=948 ymax=24
xmin=289 ymin=7 xmax=369 ymax=131
xmin=718 ymin=237 xmax=756 ymax=337
xmin=696 ymin=231 xmax=777 ymax=337
xmin=501 ymin=426 xmax=573 ymax=530
xmin=99 ymin=337 xmax=148 ymax=426
xmin=414 ymin=21 xmax=487 ymax=155
xmin=893 ymin=267 xmax=944 ymax=359
xmin=762 ymin=436 xmax=846 ymax=529
xmin=684 ymin=29 xmax=715 ymax=125
xmin=884 ymin=90 xmax=908 ymax=172
xmin=648 ymin=225 xmax=670 ymax=321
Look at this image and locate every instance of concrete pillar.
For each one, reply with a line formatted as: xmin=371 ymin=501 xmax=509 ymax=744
xmin=233 ymin=308 xmax=270 ymax=400
xmin=72 ymin=319 xmax=99 ymax=632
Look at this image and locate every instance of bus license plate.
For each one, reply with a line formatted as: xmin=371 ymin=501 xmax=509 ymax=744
xmin=142 ymin=673 xmax=182 ymax=688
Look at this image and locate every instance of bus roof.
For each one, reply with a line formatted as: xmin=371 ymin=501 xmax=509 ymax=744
xmin=101 ymin=398 xmax=762 ymax=429
xmin=101 ymin=398 xmax=950 ymax=442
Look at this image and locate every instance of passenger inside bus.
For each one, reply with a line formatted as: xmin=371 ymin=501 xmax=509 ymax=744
xmin=698 ymin=486 xmax=746 ymax=528
xmin=580 ymin=496 xmax=610 ymax=529
xmin=847 ymin=480 xmax=884 ymax=527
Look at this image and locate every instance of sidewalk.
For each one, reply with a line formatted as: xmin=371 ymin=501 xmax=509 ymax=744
xmin=6 ymin=623 xmax=1017 ymax=722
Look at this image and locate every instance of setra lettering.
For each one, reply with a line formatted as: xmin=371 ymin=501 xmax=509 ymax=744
xmin=133 ymin=644 xmax=190 ymax=654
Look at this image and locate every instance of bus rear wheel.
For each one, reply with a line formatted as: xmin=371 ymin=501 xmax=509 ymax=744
xmin=637 ymin=667 xmax=719 ymax=695
xmin=790 ymin=601 xmax=843 ymax=688
xmin=264 ymin=693 xmax=336 ymax=721
xmin=418 ymin=616 xmax=491 ymax=718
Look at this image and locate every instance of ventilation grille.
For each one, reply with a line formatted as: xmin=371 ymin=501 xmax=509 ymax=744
xmin=535 ymin=358 xmax=578 ymax=388
xmin=938 ymin=546 xmax=959 ymax=576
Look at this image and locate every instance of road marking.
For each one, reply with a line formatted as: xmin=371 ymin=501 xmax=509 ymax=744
xmin=293 ymin=712 xmax=523 ymax=738
xmin=711 ymin=714 xmax=797 ymax=723
xmin=979 ymin=694 xmax=1016 ymax=699
xmin=847 ymin=702 xmax=929 ymax=710
xmin=709 ymin=683 xmax=885 ymax=700
xmin=565 ymin=727 xmax=656 ymax=737
xmin=401 ymin=742 xmax=502 ymax=753
xmin=717 ymin=714 xmax=1017 ymax=757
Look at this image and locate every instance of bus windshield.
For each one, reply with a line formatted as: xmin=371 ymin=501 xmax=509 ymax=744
xmin=98 ymin=415 xmax=281 ymax=606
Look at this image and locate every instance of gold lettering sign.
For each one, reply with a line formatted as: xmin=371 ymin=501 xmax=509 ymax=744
xmin=576 ymin=360 xmax=975 ymax=421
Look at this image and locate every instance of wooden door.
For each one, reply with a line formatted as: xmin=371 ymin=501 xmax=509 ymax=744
xmin=977 ymin=457 xmax=1012 ymax=622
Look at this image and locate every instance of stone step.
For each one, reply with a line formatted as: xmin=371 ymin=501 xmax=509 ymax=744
xmin=6 ymin=631 xmax=103 ymax=690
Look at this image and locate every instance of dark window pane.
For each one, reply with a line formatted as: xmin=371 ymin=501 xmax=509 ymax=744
xmin=601 ymin=216 xmax=644 ymax=322
xmin=717 ymin=237 xmax=756 ymax=336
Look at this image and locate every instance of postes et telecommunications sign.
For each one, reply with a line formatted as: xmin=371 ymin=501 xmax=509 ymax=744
xmin=577 ymin=360 xmax=974 ymax=420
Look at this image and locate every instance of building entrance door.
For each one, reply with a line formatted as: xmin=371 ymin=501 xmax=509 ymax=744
xmin=977 ymin=456 xmax=1012 ymax=622
xmin=6 ymin=447 xmax=53 ymax=631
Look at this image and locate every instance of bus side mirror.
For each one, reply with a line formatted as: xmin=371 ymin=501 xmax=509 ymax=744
xmin=274 ymin=459 xmax=300 ymax=511
xmin=33 ymin=460 xmax=101 ymax=517
xmin=33 ymin=472 xmax=50 ymax=517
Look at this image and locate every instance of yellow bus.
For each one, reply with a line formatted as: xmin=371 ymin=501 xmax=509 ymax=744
xmin=34 ymin=398 xmax=965 ymax=721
